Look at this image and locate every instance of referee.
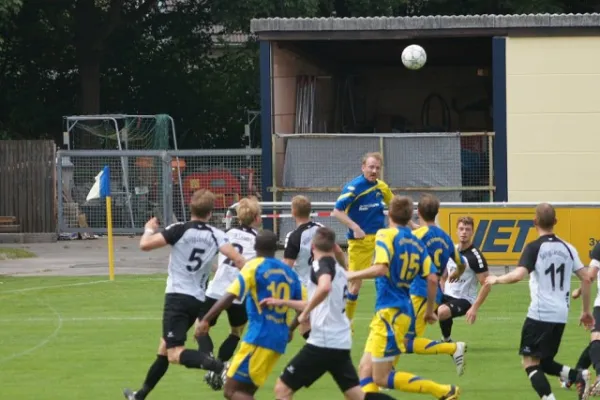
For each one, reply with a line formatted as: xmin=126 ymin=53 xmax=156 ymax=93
xmin=332 ymin=152 xmax=416 ymax=326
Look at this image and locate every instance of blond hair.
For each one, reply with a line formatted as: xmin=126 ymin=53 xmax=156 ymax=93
xmin=291 ymin=195 xmax=311 ymax=219
xmin=190 ymin=189 xmax=215 ymax=219
xmin=237 ymin=197 xmax=261 ymax=226
xmin=362 ymin=152 xmax=383 ymax=165
xmin=456 ymin=216 xmax=474 ymax=228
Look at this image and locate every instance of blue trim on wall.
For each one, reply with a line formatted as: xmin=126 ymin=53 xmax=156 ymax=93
xmin=492 ymin=37 xmax=508 ymax=202
xmin=259 ymin=40 xmax=273 ymax=230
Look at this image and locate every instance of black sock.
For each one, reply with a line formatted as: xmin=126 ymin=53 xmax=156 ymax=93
xmin=525 ymin=365 xmax=552 ymax=398
xmin=365 ymin=393 xmax=396 ymax=400
xmin=302 ymin=330 xmax=311 ymax=340
xmin=576 ymin=343 xmax=592 ymax=370
xmin=135 ymin=355 xmax=169 ymax=399
xmin=540 ymin=358 xmax=563 ymax=377
xmin=218 ymin=334 xmax=240 ymax=362
xmin=179 ymin=349 xmax=223 ymax=372
xmin=589 ymin=340 xmax=600 ymax=375
xmin=197 ymin=334 xmax=214 ymax=355
xmin=439 ymin=318 xmax=453 ymax=339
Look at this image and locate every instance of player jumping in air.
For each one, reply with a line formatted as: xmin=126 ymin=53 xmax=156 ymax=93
xmin=283 ymin=195 xmax=347 ymax=339
xmin=404 ymin=194 xmax=467 ymax=375
xmin=439 ymin=216 xmax=492 ymax=343
xmin=123 ymin=189 xmax=246 ymax=400
xmin=201 ymin=197 xmax=262 ymax=390
xmin=485 ymin=202 xmax=593 ymax=400
xmin=333 ymin=152 xmax=418 ymax=330
xmin=261 ymin=226 xmax=401 ymax=400
xmin=196 ymin=230 xmax=305 ymax=400
xmin=349 ymin=195 xmax=460 ymax=399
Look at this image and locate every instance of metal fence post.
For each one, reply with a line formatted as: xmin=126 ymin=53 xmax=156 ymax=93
xmin=56 ymin=151 xmax=64 ymax=233
xmin=161 ymin=151 xmax=173 ymax=227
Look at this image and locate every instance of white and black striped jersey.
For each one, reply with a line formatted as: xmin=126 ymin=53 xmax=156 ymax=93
xmin=161 ymin=221 xmax=228 ymax=301
xmin=306 ymin=256 xmax=352 ymax=350
xmin=444 ymin=244 xmax=488 ymax=304
xmin=590 ymin=242 xmax=600 ymax=307
xmin=284 ymin=221 xmax=324 ymax=286
xmin=206 ymin=225 xmax=257 ymax=304
xmin=520 ymin=234 xmax=584 ymax=324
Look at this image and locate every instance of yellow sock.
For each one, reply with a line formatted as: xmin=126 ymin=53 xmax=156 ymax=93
xmin=360 ymin=377 xmax=380 ymax=393
xmin=345 ymin=293 xmax=359 ymax=321
xmin=409 ymin=337 xmax=457 ymax=355
xmin=390 ymin=371 xmax=451 ymax=398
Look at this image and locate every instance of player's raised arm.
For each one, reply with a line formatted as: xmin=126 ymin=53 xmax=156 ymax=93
xmin=485 ymin=243 xmax=532 ymax=286
xmin=140 ymin=217 xmax=173 ymax=251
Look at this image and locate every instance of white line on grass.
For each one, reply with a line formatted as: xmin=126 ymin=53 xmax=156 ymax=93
xmin=0 ymin=299 xmax=63 ymax=364
xmin=0 ymin=279 xmax=111 ymax=294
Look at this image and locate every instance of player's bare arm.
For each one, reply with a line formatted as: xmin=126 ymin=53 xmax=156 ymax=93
xmin=425 ymin=272 xmax=439 ymax=323
xmin=346 ymin=263 xmax=387 ymax=281
xmin=332 ymin=208 xmax=365 ymax=239
xmin=260 ymin=298 xmax=307 ymax=312
xmin=574 ymin=268 xmax=594 ymax=328
xmin=219 ymin=243 xmax=246 ymax=269
xmin=334 ymin=244 xmax=347 ymax=269
xmin=465 ymin=271 xmax=491 ymax=324
xmin=139 ymin=217 xmax=168 ymax=251
xmin=298 ymin=273 xmax=333 ymax=323
xmin=196 ymin=293 xmax=238 ymax=337
xmin=485 ymin=266 xmax=528 ymax=286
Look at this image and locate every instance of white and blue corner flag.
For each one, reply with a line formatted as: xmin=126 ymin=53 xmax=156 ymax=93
xmin=100 ymin=165 xmax=111 ymax=198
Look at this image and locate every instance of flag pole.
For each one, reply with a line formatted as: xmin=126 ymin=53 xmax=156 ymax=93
xmin=100 ymin=166 xmax=115 ymax=281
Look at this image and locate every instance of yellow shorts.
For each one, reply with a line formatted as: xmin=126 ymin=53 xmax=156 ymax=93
xmin=227 ymin=342 xmax=281 ymax=387
xmin=407 ymin=295 xmax=440 ymax=339
xmin=364 ymin=307 xmax=412 ymax=362
xmin=348 ymin=234 xmax=376 ymax=272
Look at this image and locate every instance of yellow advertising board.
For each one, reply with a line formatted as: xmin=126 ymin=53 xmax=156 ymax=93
xmin=436 ymin=207 xmax=600 ymax=266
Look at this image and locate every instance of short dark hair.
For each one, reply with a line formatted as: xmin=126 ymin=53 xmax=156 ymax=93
xmin=417 ymin=194 xmax=439 ymax=222
xmin=535 ymin=203 xmax=556 ymax=230
xmin=255 ymin=230 xmax=278 ymax=257
xmin=313 ymin=227 xmax=336 ymax=252
xmin=388 ymin=195 xmax=413 ymax=225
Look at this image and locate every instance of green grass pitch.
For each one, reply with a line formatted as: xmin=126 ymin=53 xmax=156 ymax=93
xmin=0 ymin=274 xmax=594 ymax=399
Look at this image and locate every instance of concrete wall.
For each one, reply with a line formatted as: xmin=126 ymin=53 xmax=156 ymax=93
xmin=506 ymin=36 xmax=600 ymax=201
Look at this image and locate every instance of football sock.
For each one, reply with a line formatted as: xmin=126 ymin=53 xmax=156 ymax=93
xmin=439 ymin=318 xmax=453 ymax=340
xmin=346 ymin=293 xmax=359 ymax=321
xmin=135 ymin=355 xmax=169 ymax=399
xmin=525 ymin=365 xmax=552 ymax=398
xmin=359 ymin=377 xmax=380 ymax=393
xmin=589 ymin=340 xmax=600 ymax=375
xmin=576 ymin=343 xmax=592 ymax=370
xmin=179 ymin=349 xmax=223 ymax=372
xmin=218 ymin=334 xmax=240 ymax=362
xmin=387 ymin=371 xmax=451 ymax=398
xmin=197 ymin=334 xmax=214 ymax=355
xmin=405 ymin=337 xmax=456 ymax=355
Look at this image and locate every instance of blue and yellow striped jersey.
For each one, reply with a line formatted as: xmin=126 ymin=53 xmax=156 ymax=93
xmin=373 ymin=227 xmax=436 ymax=314
xmin=227 ymin=257 xmax=304 ymax=354
xmin=334 ymin=175 xmax=393 ymax=239
xmin=410 ymin=225 xmax=461 ymax=303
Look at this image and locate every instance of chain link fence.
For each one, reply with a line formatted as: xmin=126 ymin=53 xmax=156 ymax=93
xmin=57 ymin=149 xmax=261 ymax=234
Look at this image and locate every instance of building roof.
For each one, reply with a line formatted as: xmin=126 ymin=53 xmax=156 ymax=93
xmin=250 ymin=13 xmax=600 ymax=40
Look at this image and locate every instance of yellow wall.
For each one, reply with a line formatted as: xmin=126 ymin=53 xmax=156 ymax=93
xmin=506 ymin=36 xmax=600 ymax=201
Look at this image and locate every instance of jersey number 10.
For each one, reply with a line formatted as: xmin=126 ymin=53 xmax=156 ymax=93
xmin=267 ymin=282 xmax=290 ymax=314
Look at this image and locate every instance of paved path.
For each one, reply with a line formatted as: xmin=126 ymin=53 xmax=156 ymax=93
xmin=0 ymin=237 xmax=513 ymax=277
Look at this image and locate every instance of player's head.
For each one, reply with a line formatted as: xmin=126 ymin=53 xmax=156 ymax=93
xmin=534 ymin=202 xmax=557 ymax=232
xmin=361 ymin=152 xmax=383 ymax=182
xmin=417 ymin=194 xmax=439 ymax=223
xmin=237 ymin=197 xmax=262 ymax=227
xmin=388 ymin=195 xmax=413 ymax=226
xmin=190 ymin=189 xmax=215 ymax=220
xmin=456 ymin=216 xmax=474 ymax=245
xmin=291 ymin=195 xmax=311 ymax=220
xmin=312 ymin=227 xmax=336 ymax=255
xmin=254 ymin=229 xmax=278 ymax=258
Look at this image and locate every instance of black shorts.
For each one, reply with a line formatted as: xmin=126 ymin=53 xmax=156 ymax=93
xmin=592 ymin=307 xmax=600 ymax=332
xmin=162 ymin=293 xmax=209 ymax=349
xmin=279 ymin=344 xmax=358 ymax=393
xmin=519 ymin=317 xmax=565 ymax=359
xmin=199 ymin=296 xmax=248 ymax=328
xmin=441 ymin=294 xmax=472 ymax=318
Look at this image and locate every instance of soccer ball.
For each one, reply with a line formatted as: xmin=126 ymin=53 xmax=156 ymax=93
xmin=401 ymin=44 xmax=427 ymax=70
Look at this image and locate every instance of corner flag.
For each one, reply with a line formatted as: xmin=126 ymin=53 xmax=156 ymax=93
xmin=100 ymin=166 xmax=115 ymax=281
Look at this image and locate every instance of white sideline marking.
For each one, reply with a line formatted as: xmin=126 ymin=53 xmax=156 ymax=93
xmin=0 ymin=279 xmax=111 ymax=294
xmin=0 ymin=300 xmax=63 ymax=364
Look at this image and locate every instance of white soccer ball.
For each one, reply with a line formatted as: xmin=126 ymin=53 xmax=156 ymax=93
xmin=401 ymin=44 xmax=427 ymax=70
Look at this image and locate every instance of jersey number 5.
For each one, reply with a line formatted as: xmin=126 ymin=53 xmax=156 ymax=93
xmin=545 ymin=263 xmax=565 ymax=291
xmin=267 ymin=282 xmax=291 ymax=314
xmin=186 ymin=248 xmax=205 ymax=272
xmin=224 ymin=243 xmax=243 ymax=267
